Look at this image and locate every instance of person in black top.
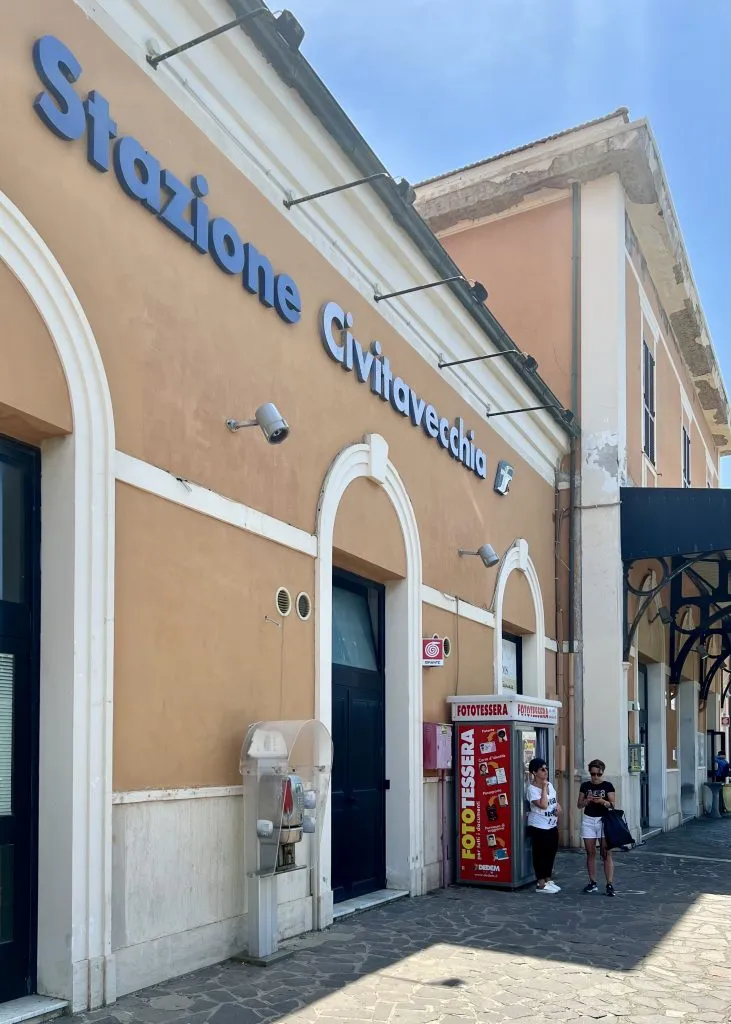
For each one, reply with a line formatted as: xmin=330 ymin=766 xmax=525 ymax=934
xmin=577 ymin=759 xmax=616 ymax=896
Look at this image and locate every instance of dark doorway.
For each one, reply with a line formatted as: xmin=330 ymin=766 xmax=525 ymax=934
xmin=638 ymin=663 xmax=650 ymax=830
xmin=0 ymin=437 xmax=41 ymax=1003
xmin=331 ymin=569 xmax=385 ymax=904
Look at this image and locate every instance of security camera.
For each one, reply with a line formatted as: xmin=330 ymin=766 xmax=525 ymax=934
xmin=458 ymin=543 xmax=501 ymax=568
xmin=254 ymin=403 xmax=289 ymax=444
xmin=477 ymin=543 xmax=500 ymax=568
xmin=225 ymin=403 xmax=290 ymax=444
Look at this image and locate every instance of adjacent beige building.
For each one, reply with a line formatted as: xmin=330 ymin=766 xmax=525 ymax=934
xmin=416 ymin=108 xmax=731 ymax=842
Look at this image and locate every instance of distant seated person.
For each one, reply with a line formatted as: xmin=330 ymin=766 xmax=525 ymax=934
xmin=713 ymin=750 xmax=729 ymax=782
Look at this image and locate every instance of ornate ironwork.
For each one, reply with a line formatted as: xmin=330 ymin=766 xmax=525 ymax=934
xmin=624 ymin=550 xmax=731 ymax=703
xmin=623 ymin=555 xmax=705 ymax=661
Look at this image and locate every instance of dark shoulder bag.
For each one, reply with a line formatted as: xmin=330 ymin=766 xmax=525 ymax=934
xmin=603 ymin=807 xmax=635 ymax=851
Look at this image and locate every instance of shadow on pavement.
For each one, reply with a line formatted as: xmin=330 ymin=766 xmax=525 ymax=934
xmin=72 ymin=816 xmax=731 ymax=1024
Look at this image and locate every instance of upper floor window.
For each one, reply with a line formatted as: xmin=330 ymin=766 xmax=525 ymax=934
xmin=642 ymin=341 xmax=656 ymax=464
xmin=682 ymin=426 xmax=691 ymax=488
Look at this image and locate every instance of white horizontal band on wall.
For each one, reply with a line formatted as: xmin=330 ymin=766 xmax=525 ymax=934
xmin=422 ymin=585 xmax=560 ymax=650
xmin=115 ymin=450 xmax=318 ymax=557
xmin=422 ymin=584 xmax=495 ymax=628
xmin=115 ymin=452 xmax=563 ymax=648
xmin=112 ymin=786 xmax=243 ymax=804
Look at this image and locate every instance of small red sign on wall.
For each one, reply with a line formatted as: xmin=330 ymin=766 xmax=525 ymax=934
xmin=722 ymin=716 xmax=730 ymax=727
xmin=422 ymin=636 xmax=445 ymax=667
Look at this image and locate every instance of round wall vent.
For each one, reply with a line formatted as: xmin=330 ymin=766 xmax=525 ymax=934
xmin=275 ymin=587 xmax=292 ymax=617
xmin=443 ymin=637 xmax=452 ymax=658
xmin=296 ymin=592 xmax=312 ymax=621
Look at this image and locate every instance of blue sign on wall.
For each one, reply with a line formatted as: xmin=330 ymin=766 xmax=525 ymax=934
xmin=320 ymin=302 xmax=488 ymax=480
xmin=32 ymin=34 xmax=302 ymax=326
xmin=32 ymin=34 xmax=498 ymax=484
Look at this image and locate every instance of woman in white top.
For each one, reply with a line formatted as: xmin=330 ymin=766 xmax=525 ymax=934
xmin=526 ymin=757 xmax=561 ymax=892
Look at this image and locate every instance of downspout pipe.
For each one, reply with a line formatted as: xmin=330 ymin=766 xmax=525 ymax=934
xmin=567 ymin=181 xmax=582 ymax=845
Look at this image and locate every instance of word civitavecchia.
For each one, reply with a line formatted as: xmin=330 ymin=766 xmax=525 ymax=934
xmin=321 ymin=302 xmax=487 ymax=479
xmin=32 ymin=34 xmax=490 ymax=481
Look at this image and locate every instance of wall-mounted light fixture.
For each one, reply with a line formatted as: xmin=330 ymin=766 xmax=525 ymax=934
xmin=147 ymin=8 xmax=268 ymax=69
xmin=697 ymin=642 xmax=710 ymax=660
xmin=438 ymin=351 xmax=538 ymax=372
xmin=374 ymin=276 xmax=487 ymax=305
xmin=458 ymin=543 xmax=500 ymax=568
xmin=284 ymin=173 xmax=416 ymax=210
xmin=226 ymin=403 xmax=289 ymax=444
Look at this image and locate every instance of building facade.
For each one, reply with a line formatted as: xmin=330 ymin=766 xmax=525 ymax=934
xmin=416 ymin=109 xmax=731 ymax=843
xmin=0 ymin=0 xmax=576 ymax=1013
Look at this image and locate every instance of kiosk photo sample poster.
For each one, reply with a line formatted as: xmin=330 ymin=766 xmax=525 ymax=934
xmin=457 ymin=722 xmax=513 ymax=884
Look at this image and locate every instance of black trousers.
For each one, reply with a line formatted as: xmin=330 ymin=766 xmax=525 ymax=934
xmin=528 ymin=826 xmax=559 ymax=881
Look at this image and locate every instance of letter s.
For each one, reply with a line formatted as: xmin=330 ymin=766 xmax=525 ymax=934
xmin=32 ymin=36 xmax=85 ymax=141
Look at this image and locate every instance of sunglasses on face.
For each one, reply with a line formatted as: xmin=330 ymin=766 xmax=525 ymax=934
xmin=589 ymin=771 xmax=603 ymax=777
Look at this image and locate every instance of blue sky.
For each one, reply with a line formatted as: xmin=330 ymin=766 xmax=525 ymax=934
xmin=293 ymin=0 xmax=731 ymax=482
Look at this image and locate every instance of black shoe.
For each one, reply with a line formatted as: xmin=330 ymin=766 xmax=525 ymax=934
xmin=606 ymin=883 xmax=616 ymax=897
xmin=583 ymin=881 xmax=598 ymax=894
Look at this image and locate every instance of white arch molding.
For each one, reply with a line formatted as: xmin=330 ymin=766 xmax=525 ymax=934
xmin=0 ymin=191 xmax=116 ymax=1010
xmin=491 ymin=538 xmax=546 ymax=698
xmin=314 ymin=434 xmax=424 ymax=929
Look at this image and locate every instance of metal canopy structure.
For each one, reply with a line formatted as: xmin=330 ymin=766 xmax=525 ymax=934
xmin=621 ymin=487 xmax=731 ymax=704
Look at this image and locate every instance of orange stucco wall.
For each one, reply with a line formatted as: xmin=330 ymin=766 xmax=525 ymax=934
xmin=0 ymin=259 xmax=71 ymax=442
xmin=0 ymin=1 xmax=565 ymax=790
xmin=437 ymin=198 xmax=574 ymax=411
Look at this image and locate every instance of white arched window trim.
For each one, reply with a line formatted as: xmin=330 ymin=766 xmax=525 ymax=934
xmin=491 ymin=538 xmax=546 ymax=698
xmin=0 ymin=190 xmax=115 ymax=1010
xmin=314 ymin=434 xmax=423 ymax=928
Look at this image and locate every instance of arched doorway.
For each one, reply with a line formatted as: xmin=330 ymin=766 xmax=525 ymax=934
xmin=491 ymin=539 xmax=546 ymax=699
xmin=314 ymin=434 xmax=423 ymax=927
xmin=0 ymin=191 xmax=115 ymax=1010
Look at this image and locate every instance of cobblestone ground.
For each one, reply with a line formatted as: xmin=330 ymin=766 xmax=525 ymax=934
xmin=75 ymin=817 xmax=731 ymax=1024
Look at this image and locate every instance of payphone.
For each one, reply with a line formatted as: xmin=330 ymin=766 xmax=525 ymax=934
xmin=240 ymin=719 xmax=332 ymax=963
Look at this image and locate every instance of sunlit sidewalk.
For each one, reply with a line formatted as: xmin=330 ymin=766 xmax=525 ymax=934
xmin=73 ymin=817 xmax=731 ymax=1024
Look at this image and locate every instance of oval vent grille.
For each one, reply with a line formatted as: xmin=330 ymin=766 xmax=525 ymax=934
xmin=276 ymin=587 xmax=292 ymax=617
xmin=296 ymin=592 xmax=312 ymax=621
xmin=443 ymin=637 xmax=452 ymax=658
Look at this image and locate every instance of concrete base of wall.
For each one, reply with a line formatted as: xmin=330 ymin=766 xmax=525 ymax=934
xmin=111 ymin=779 xmax=453 ymax=1000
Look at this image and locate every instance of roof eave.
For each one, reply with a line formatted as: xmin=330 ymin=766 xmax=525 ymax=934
xmin=226 ymin=0 xmax=577 ymax=439
xmin=415 ymin=118 xmax=731 ymax=453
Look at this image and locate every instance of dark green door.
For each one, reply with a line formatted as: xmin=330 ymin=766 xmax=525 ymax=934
xmin=331 ymin=571 xmax=385 ymax=904
xmin=0 ymin=437 xmax=40 ymax=1003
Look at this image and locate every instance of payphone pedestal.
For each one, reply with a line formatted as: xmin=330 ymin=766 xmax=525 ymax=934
xmin=244 ymin=876 xmax=281 ymax=966
xmin=237 ymin=719 xmax=332 ymax=966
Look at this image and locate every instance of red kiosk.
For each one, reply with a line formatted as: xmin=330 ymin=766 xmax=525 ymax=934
xmin=447 ymin=694 xmax=561 ymax=889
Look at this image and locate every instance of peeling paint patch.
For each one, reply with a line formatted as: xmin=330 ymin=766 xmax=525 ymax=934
xmin=585 ymin=432 xmax=620 ymax=478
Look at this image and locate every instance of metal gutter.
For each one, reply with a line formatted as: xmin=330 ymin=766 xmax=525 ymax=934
xmin=227 ymin=0 xmax=578 ymax=439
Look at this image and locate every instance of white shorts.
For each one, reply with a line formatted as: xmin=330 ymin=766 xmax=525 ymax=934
xmin=581 ymin=815 xmax=604 ymax=841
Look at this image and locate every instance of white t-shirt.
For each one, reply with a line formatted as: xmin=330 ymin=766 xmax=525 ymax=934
xmin=526 ymin=782 xmax=558 ymax=829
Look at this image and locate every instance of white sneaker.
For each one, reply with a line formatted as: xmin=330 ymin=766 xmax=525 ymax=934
xmin=545 ymin=881 xmax=561 ymax=892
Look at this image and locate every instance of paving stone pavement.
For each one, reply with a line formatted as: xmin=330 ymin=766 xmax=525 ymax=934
xmin=74 ymin=817 xmax=731 ymax=1024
